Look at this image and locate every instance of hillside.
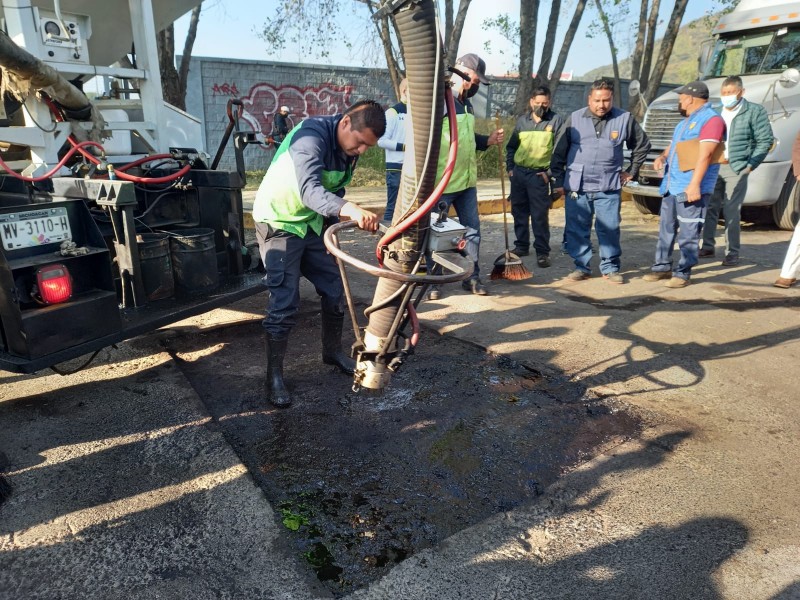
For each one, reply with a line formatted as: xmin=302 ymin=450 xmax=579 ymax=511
xmin=579 ymin=13 xmax=718 ymax=84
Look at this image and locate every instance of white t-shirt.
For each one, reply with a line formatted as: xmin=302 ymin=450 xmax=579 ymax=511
xmin=721 ymin=102 xmax=743 ymax=160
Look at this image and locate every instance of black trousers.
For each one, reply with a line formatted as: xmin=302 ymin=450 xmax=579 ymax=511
xmin=509 ymin=166 xmax=551 ymax=256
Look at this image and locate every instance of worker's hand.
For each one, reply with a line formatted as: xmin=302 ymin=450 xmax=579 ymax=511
xmin=553 ymin=187 xmax=565 ymax=198
xmin=653 ymin=155 xmax=665 ymax=172
xmin=620 ymin=171 xmax=633 ymax=185
xmin=508 ymin=170 xmax=514 ymax=178
xmin=685 ymin=183 xmax=702 ymax=203
xmin=340 ymin=202 xmax=379 ymax=232
xmin=488 ymin=129 xmax=504 ymax=146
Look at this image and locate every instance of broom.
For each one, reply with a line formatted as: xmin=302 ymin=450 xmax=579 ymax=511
xmin=491 ymin=112 xmax=533 ymax=281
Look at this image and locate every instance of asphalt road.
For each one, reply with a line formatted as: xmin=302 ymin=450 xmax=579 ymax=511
xmin=1 ymin=199 xmax=799 ymax=599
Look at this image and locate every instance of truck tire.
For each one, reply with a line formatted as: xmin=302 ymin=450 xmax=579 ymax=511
xmin=772 ymin=168 xmax=800 ymax=231
xmin=631 ymin=193 xmax=662 ymax=215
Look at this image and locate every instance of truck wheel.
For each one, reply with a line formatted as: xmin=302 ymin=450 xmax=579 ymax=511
xmin=772 ymin=168 xmax=800 ymax=231
xmin=631 ymin=193 xmax=661 ymax=215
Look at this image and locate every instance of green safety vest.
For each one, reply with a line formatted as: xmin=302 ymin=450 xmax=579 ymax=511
xmin=436 ymin=110 xmax=477 ymax=194
xmin=253 ymin=123 xmax=352 ymax=238
xmin=514 ymin=129 xmax=555 ymax=169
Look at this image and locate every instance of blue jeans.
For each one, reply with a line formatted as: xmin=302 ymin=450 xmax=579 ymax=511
xmin=255 ymin=225 xmax=344 ymax=337
xmin=384 ymin=169 xmax=401 ymax=222
xmin=437 ymin=187 xmax=482 ymax=280
xmin=564 ymin=190 xmax=621 ymax=275
xmin=652 ymin=193 xmax=709 ymax=279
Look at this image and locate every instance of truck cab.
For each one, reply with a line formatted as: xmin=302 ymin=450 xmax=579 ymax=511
xmin=627 ymin=0 xmax=800 ymax=230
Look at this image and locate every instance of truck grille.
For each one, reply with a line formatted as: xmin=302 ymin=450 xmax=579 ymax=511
xmin=643 ymin=103 xmax=682 ymax=150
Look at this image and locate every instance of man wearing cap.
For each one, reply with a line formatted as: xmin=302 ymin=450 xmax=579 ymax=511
xmin=427 ymin=53 xmax=504 ymax=299
xmin=550 ymin=78 xmax=651 ymax=284
xmin=272 ymin=105 xmax=292 ymax=144
xmin=643 ymin=80 xmax=725 ymax=288
xmin=700 ymin=75 xmax=773 ymax=266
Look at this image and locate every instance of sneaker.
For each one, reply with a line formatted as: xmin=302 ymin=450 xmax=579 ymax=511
xmin=699 ymin=248 xmax=715 ymax=258
xmin=664 ymin=276 xmax=690 ymax=288
xmin=537 ymin=255 xmax=551 ymax=268
xmin=721 ymin=253 xmax=740 ymax=266
xmin=512 ymin=246 xmax=530 ymax=257
xmin=773 ymin=277 xmax=796 ymax=289
xmin=603 ymin=272 xmax=624 ymax=284
xmin=462 ymin=278 xmax=489 ymax=295
xmin=643 ymin=271 xmax=672 ymax=282
xmin=427 ymin=285 xmax=442 ymax=300
xmin=565 ymin=269 xmax=591 ymax=282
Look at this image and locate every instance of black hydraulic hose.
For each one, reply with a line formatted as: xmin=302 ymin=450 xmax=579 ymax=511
xmin=365 ymin=0 xmax=444 ymax=342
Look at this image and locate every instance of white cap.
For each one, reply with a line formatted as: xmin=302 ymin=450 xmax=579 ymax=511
xmin=280 ymin=105 xmax=290 ymax=113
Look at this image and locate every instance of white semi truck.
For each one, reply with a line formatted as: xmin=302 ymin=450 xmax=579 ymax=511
xmin=627 ymin=0 xmax=800 ymax=230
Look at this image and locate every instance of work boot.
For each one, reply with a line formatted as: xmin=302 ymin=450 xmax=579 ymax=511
xmin=321 ymin=312 xmax=355 ymax=375
xmin=265 ymin=334 xmax=291 ymax=408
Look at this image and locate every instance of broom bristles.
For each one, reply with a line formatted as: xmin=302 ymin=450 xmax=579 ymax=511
xmin=490 ymin=262 xmax=533 ymax=281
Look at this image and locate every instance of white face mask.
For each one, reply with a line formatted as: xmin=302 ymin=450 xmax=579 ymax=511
xmin=720 ymin=95 xmax=741 ymax=109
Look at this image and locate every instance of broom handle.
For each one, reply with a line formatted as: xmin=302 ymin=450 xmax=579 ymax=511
xmin=495 ymin=111 xmax=510 ymax=250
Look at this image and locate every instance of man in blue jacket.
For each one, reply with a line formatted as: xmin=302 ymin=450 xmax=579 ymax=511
xmin=644 ymin=81 xmax=725 ymax=287
xmin=700 ymin=76 xmax=774 ymax=266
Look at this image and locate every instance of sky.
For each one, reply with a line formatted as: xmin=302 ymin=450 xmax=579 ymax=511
xmin=174 ymin=1 xmax=714 ymax=79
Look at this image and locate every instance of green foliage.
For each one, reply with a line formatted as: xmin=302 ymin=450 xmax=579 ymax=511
xmin=280 ymin=507 xmax=310 ymax=531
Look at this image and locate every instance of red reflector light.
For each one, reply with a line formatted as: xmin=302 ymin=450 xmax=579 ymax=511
xmin=36 ymin=264 xmax=72 ymax=304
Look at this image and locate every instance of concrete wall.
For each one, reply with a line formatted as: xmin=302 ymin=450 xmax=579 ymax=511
xmin=184 ymin=56 xmax=677 ymax=172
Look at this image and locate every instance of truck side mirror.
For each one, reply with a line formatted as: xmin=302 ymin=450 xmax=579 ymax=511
xmin=698 ymin=39 xmax=715 ymax=77
xmin=779 ymin=68 xmax=800 ymax=89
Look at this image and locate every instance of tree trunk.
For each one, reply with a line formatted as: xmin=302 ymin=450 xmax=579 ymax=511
xmin=157 ymin=4 xmax=202 ymax=111
xmin=548 ymin=0 xmax=588 ymax=97
xmin=594 ymin=0 xmax=621 ymax=102
xmin=446 ymin=0 xmax=472 ymax=68
xmin=514 ymin=0 xmax=539 ymax=114
xmin=644 ymin=0 xmax=689 ymax=103
xmin=366 ymin=1 xmax=403 ymax=97
xmin=640 ymin=0 xmax=661 ymax=91
xmin=630 ymin=0 xmax=648 ymax=81
xmin=536 ymin=0 xmax=562 ymax=87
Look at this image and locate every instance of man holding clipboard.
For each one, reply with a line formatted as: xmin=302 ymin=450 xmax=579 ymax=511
xmin=643 ymin=81 xmax=725 ymax=288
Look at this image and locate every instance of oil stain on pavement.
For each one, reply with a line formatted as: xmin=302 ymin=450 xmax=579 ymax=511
xmin=164 ymin=302 xmax=649 ymax=597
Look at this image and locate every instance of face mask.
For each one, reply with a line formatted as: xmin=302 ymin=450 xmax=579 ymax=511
xmin=532 ymin=105 xmax=546 ymax=118
xmin=720 ymin=95 xmax=740 ymax=109
xmin=465 ymin=82 xmax=480 ymax=99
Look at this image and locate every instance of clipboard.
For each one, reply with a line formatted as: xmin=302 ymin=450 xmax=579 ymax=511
xmin=675 ymin=139 xmax=726 ymax=172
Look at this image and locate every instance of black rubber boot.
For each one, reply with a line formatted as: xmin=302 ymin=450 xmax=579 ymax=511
xmin=321 ymin=313 xmax=355 ymax=375
xmin=265 ymin=334 xmax=291 ymax=408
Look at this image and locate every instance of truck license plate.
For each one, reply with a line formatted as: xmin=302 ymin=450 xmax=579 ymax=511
xmin=0 ymin=207 xmax=72 ymax=250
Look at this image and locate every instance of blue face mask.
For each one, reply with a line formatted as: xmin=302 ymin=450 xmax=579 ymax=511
xmin=720 ymin=95 xmax=741 ymax=109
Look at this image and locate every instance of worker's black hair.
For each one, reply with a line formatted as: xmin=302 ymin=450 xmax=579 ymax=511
xmin=531 ymin=85 xmax=551 ymax=99
xmin=722 ymin=75 xmax=744 ymax=89
xmin=345 ymin=100 xmax=386 ymax=138
xmin=591 ymin=78 xmax=615 ymax=93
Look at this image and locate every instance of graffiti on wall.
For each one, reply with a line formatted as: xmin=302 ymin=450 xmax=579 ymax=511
xmin=237 ymin=83 xmax=354 ymax=136
xmin=212 ymin=83 xmax=240 ymax=96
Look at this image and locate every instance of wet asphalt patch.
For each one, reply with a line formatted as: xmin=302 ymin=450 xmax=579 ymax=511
xmin=164 ymin=303 xmax=648 ymax=596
